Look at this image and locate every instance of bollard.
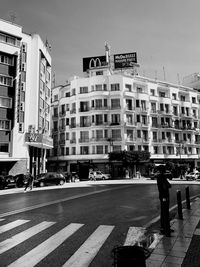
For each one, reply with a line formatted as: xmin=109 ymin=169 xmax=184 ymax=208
xmin=185 ymin=186 xmax=191 ymax=210
xmin=177 ymin=190 xmax=183 ymax=220
xmin=162 ymin=199 xmax=171 ymax=237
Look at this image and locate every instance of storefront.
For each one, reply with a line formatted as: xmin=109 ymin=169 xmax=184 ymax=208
xmin=25 ymin=132 xmax=53 ymax=177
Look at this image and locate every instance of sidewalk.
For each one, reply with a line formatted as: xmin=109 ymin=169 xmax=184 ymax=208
xmin=146 ymin=197 xmax=200 ymax=267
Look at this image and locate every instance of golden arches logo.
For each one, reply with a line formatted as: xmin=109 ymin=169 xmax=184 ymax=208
xmin=89 ymin=58 xmax=102 ymax=69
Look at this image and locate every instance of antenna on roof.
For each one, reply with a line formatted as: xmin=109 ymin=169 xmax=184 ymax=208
xmin=8 ymin=11 xmax=17 ymax=24
xmin=105 ymin=42 xmax=111 ymax=64
xmin=163 ymin=66 xmax=166 ymax=81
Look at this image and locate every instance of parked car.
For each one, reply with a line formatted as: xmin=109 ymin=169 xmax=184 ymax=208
xmin=185 ymin=172 xmax=200 ymax=180
xmin=13 ymin=173 xmax=30 ymax=188
xmin=34 ymin=172 xmax=66 ymax=187
xmin=89 ymin=170 xmax=111 ymax=180
xmin=150 ymin=170 xmax=173 ymax=180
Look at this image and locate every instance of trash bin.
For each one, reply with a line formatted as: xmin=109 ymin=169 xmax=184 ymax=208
xmin=112 ymin=245 xmax=149 ymax=267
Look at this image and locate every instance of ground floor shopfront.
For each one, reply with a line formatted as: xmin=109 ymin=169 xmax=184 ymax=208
xmin=47 ymin=154 xmax=200 ymax=180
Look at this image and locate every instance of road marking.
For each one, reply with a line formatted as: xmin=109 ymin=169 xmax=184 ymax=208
xmin=63 ymin=225 xmax=114 ymax=267
xmin=0 ymin=221 xmax=55 ymax=254
xmin=0 ymin=218 xmax=4 ymax=221
xmin=8 ymin=223 xmax=83 ymax=267
xmin=124 ymin=226 xmax=146 ymax=246
xmin=0 ymin=219 xmax=29 ymax=234
xmin=0 ymin=185 xmax=131 ymax=218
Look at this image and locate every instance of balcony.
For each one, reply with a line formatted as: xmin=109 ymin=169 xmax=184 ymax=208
xmin=80 ymin=123 xmax=91 ymax=127
xmin=79 ymin=138 xmax=90 ymax=143
xmin=79 ymin=108 xmax=90 ymax=112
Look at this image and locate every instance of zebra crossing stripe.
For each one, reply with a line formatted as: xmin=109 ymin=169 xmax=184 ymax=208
xmin=0 ymin=219 xmax=4 ymax=221
xmin=0 ymin=220 xmax=29 ymax=234
xmin=123 ymin=226 xmax=146 ymax=246
xmin=0 ymin=221 xmax=55 ymax=254
xmin=8 ymin=223 xmax=84 ymax=267
xmin=63 ymin=225 xmax=114 ymax=267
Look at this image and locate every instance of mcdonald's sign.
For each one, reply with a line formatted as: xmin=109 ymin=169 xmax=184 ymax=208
xmin=83 ymin=56 xmax=107 ymax=72
xmin=114 ymin=52 xmax=137 ymax=69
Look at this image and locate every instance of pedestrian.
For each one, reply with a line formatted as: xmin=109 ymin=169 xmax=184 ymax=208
xmin=156 ymin=165 xmax=173 ymax=236
xmin=24 ymin=172 xmax=34 ymax=192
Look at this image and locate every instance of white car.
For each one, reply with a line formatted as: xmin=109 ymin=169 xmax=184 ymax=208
xmin=89 ymin=171 xmax=110 ymax=180
xmin=185 ymin=172 xmax=200 ymax=180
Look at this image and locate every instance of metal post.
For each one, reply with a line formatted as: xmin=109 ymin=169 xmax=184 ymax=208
xmin=185 ymin=186 xmax=191 ymax=210
xmin=162 ymin=199 xmax=171 ymax=237
xmin=177 ymin=190 xmax=183 ymax=219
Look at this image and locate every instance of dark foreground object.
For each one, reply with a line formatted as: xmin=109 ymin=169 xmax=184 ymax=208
xmin=112 ymin=245 xmax=150 ymax=267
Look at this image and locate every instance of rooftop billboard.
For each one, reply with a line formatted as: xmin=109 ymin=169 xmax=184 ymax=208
xmin=83 ymin=56 xmax=107 ymax=72
xmin=114 ymin=52 xmax=137 ymax=69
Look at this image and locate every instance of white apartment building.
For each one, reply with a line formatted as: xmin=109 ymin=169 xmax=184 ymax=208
xmin=0 ymin=18 xmax=53 ymax=176
xmin=49 ymin=50 xmax=200 ymax=178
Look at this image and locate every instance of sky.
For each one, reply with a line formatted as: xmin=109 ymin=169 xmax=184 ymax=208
xmin=1 ymin=0 xmax=200 ymax=86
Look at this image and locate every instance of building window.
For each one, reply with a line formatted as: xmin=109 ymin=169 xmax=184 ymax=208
xmin=71 ymin=117 xmax=76 ymax=128
xmin=0 ymin=75 xmax=12 ymax=86
xmin=0 ymin=54 xmax=14 ymax=65
xmin=159 ymin=92 xmax=165 ymax=97
xmin=111 ymin=114 xmax=120 ymax=125
xmin=80 ymin=86 xmax=88 ymax=94
xmin=192 ymin=97 xmax=196 ymax=103
xmin=54 ymin=94 xmax=58 ymax=101
xmin=0 ymin=143 xmax=9 ymax=152
xmin=71 ymin=88 xmax=76 ymax=95
xmin=172 ymin=93 xmax=176 ymax=100
xmin=66 ymin=147 xmax=69 ymax=155
xmin=80 ymin=131 xmax=89 ymax=142
xmin=111 ymin=83 xmax=120 ymax=91
xmin=136 ymin=99 xmax=140 ymax=107
xmin=80 ymin=146 xmax=89 ymax=155
xmin=180 ymin=95 xmax=185 ymax=101
xmin=71 ymin=147 xmax=76 ymax=155
xmin=96 ymin=130 xmax=103 ymax=140
xmin=112 ymin=129 xmax=121 ymax=140
xmin=96 ymin=114 xmax=103 ymax=125
xmin=150 ymin=89 xmax=155 ymax=96
xmin=96 ymin=146 xmax=103 ymax=154
xmin=125 ymin=84 xmax=132 ymax=92
xmin=111 ymin=99 xmax=120 ymax=109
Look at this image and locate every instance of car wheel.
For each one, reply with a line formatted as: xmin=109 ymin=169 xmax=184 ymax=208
xmin=39 ymin=181 xmax=45 ymax=187
xmin=59 ymin=180 xmax=64 ymax=185
xmin=102 ymin=176 xmax=105 ymax=180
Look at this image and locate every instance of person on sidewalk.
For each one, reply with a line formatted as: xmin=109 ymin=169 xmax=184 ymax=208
xmin=156 ymin=165 xmax=173 ymax=236
xmin=24 ymin=172 xmax=34 ymax=192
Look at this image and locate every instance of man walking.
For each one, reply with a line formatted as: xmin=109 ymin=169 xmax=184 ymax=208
xmin=156 ymin=165 xmax=172 ymax=236
xmin=24 ymin=172 xmax=34 ymax=192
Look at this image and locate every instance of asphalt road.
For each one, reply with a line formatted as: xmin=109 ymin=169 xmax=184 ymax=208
xmin=0 ymin=180 xmax=199 ymax=266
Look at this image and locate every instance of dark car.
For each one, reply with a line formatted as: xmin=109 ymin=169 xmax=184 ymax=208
xmin=13 ymin=173 xmax=30 ymax=188
xmin=150 ymin=170 xmax=173 ymax=180
xmin=34 ymin=172 xmax=66 ymax=187
xmin=0 ymin=173 xmax=29 ymax=189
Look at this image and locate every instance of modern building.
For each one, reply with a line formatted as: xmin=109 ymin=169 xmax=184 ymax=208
xmin=0 ymin=18 xmax=53 ymax=176
xmin=48 ymin=47 xmax=200 ymax=178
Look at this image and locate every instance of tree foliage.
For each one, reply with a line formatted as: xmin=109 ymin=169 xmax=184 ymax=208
xmin=108 ymin=150 xmax=150 ymax=164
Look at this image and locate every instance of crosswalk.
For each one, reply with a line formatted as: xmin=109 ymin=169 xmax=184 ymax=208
xmin=0 ymin=218 xmax=144 ymax=267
